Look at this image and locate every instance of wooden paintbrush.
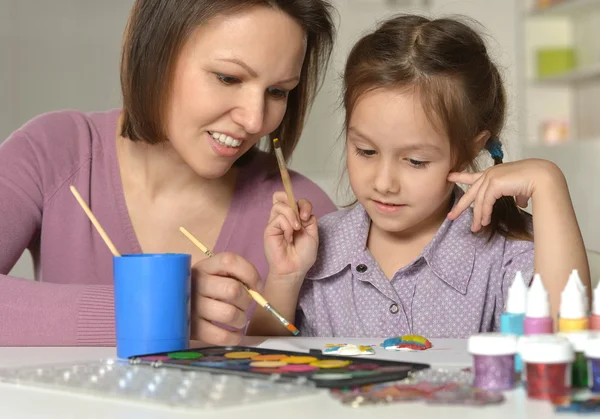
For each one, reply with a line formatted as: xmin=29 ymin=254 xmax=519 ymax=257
xmin=179 ymin=226 xmax=300 ymax=336
xmin=272 ymin=138 xmax=299 ymax=216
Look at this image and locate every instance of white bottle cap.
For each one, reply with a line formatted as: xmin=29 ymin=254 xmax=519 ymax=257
xmin=584 ymin=333 xmax=600 ymax=359
xmin=570 ymin=269 xmax=589 ymax=313
xmin=560 ymin=271 xmax=587 ymax=319
xmin=506 ymin=271 xmax=527 ymax=314
xmin=593 ymin=281 xmax=600 ymax=316
xmin=526 ymin=274 xmax=550 ymax=318
xmin=468 ymin=333 xmax=518 ymax=356
xmin=518 ymin=335 xmax=574 ymax=364
xmin=557 ymin=331 xmax=591 ymax=352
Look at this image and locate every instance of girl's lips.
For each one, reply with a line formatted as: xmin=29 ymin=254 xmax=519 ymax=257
xmin=373 ymin=200 xmax=406 ymax=214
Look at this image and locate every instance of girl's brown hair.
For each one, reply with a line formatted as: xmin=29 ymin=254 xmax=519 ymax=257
xmin=342 ymin=14 xmax=531 ymax=241
xmin=120 ymin=0 xmax=335 ymax=171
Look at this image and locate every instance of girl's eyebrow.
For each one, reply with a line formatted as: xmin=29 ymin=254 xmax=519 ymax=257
xmin=347 ymin=126 xmax=443 ymax=154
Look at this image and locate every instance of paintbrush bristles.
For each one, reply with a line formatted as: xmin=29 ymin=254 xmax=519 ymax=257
xmin=179 ymin=227 xmax=215 ymax=257
xmin=70 ymin=185 xmax=121 ymax=257
xmin=272 ymin=138 xmax=298 ymax=215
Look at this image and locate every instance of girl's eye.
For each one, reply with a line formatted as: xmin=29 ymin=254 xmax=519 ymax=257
xmin=407 ymin=158 xmax=430 ymax=168
xmin=215 ymin=73 xmax=241 ymax=85
xmin=268 ymin=87 xmax=288 ymax=99
xmin=355 ymin=147 xmax=376 ymax=157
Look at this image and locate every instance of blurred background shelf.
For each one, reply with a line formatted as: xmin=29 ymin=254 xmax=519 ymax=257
xmin=528 ymin=0 xmax=600 ymax=18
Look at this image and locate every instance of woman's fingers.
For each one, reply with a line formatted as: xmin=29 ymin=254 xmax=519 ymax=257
xmin=194 ymin=252 xmax=261 ymax=292
xmin=193 ymin=295 xmax=248 ymax=329
xmin=194 ymin=274 xmax=253 ymax=311
xmin=191 ymin=317 xmax=243 ymax=346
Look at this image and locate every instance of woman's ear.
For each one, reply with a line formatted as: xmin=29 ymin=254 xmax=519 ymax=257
xmin=474 ymin=130 xmax=491 ymax=154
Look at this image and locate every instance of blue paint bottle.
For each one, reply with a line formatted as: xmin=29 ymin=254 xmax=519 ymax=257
xmin=500 ymin=271 xmax=527 ymax=373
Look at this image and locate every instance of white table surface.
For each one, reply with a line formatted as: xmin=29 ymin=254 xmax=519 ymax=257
xmin=0 ymin=337 xmax=581 ymax=419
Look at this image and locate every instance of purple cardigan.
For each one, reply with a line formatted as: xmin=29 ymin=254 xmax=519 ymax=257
xmin=0 ymin=109 xmax=336 ymax=346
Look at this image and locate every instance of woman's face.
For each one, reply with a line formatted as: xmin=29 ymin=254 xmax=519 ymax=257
xmin=165 ymin=6 xmax=306 ymax=178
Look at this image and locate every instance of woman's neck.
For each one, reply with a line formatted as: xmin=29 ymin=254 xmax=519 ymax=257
xmin=116 ymin=134 xmax=238 ymax=201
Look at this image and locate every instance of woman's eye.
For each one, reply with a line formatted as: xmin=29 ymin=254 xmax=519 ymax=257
xmin=268 ymin=87 xmax=288 ymax=99
xmin=215 ymin=73 xmax=241 ymax=85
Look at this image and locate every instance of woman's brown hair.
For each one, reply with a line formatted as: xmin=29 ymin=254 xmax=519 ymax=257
xmin=120 ymin=0 xmax=335 ymax=171
xmin=342 ymin=14 xmax=531 ymax=241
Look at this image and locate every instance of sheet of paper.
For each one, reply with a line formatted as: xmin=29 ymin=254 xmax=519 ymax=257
xmin=254 ymin=337 xmax=471 ymax=368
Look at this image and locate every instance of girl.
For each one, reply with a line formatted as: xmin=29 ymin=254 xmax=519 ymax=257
xmin=0 ymin=0 xmax=336 ymax=346
xmin=249 ymin=15 xmax=590 ymax=338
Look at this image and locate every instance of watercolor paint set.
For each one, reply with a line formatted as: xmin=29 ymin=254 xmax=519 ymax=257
xmin=129 ymin=345 xmax=430 ymax=389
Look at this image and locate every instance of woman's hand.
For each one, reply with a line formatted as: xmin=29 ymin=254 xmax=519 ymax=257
xmin=190 ymin=252 xmax=261 ymax=345
xmin=447 ymin=158 xmax=564 ymax=232
xmin=264 ymin=191 xmax=319 ymax=282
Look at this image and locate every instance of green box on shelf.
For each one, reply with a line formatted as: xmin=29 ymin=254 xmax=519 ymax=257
xmin=536 ymin=48 xmax=576 ymax=79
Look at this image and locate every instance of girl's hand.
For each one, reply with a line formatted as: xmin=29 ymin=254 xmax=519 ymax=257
xmin=264 ymin=191 xmax=319 ymax=281
xmin=447 ymin=158 xmax=564 ymax=232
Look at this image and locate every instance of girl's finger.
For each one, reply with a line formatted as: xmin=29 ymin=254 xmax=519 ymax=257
xmin=269 ymin=201 xmax=301 ymax=229
xmin=447 ymin=176 xmax=484 ymax=220
xmin=472 ymin=177 xmax=488 ymax=232
xmin=297 ymin=198 xmax=313 ymax=222
xmin=267 ymin=213 xmax=296 ymax=243
xmin=480 ymin=180 xmax=505 ymax=228
xmin=272 ymin=190 xmax=289 ymax=205
xmin=516 ymin=195 xmax=529 ymax=208
xmin=447 ymin=171 xmax=484 ymax=186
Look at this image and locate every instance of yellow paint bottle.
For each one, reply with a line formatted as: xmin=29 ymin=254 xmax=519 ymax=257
xmin=558 ymin=270 xmax=589 ymax=332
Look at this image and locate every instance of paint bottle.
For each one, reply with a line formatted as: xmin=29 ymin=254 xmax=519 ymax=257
xmin=519 ymin=335 xmax=574 ymax=400
xmin=559 ymin=270 xmax=589 ymax=332
xmin=585 ymin=333 xmax=600 ymax=393
xmin=570 ymin=269 xmax=589 ymax=314
xmin=591 ymin=281 xmax=600 ymax=331
xmin=468 ymin=333 xmax=518 ymax=391
xmin=500 ymin=271 xmax=526 ymax=373
xmin=557 ymin=331 xmax=591 ymax=388
xmin=524 ymin=274 xmax=553 ymax=335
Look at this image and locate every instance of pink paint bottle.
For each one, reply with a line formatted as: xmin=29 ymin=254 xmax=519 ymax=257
xmin=591 ymin=282 xmax=600 ymax=331
xmin=524 ymin=274 xmax=553 ymax=335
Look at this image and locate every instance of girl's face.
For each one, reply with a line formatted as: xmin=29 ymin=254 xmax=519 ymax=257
xmin=346 ymin=87 xmax=456 ymax=240
xmin=165 ymin=6 xmax=307 ymax=179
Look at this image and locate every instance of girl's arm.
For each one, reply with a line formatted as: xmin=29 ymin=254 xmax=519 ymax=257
xmin=448 ymin=158 xmax=590 ymax=319
xmin=247 ymin=191 xmax=319 ymax=336
xmin=528 ymin=161 xmax=590 ymax=316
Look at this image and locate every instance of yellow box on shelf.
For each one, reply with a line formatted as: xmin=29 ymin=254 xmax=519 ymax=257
xmin=537 ymin=47 xmax=576 ymax=79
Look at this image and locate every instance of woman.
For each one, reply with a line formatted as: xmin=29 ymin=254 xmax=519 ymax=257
xmin=0 ymin=0 xmax=336 ymax=346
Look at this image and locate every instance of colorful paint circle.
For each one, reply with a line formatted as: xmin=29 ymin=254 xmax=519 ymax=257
xmin=311 ymin=373 xmax=353 ymax=380
xmin=345 ymin=363 xmax=380 ymax=371
xmin=251 ymin=354 xmax=288 ymax=361
xmin=194 ymin=356 xmax=227 ymax=362
xmin=249 ymin=368 xmax=283 ymax=374
xmin=282 ymin=356 xmax=318 ymax=364
xmin=249 ymin=361 xmax=288 ymax=368
xmin=279 ymin=364 xmax=318 ymax=373
xmin=190 ymin=361 xmax=229 ymax=367
xmin=310 ymin=360 xmax=351 ymax=369
xmin=167 ymin=352 xmax=203 ymax=360
xmin=224 ymin=351 xmax=261 ymax=359
xmin=139 ymin=356 xmax=171 ymax=362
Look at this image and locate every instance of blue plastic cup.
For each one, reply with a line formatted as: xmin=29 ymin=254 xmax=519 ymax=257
xmin=113 ymin=253 xmax=191 ymax=358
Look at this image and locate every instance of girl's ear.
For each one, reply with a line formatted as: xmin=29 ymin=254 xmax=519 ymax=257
xmin=451 ymin=130 xmax=492 ymax=173
xmin=474 ymin=130 xmax=491 ymax=154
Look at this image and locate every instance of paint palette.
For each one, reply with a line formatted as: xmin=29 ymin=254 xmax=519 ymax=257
xmin=130 ymin=345 xmax=430 ymax=389
xmin=0 ymin=359 xmax=319 ymax=410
